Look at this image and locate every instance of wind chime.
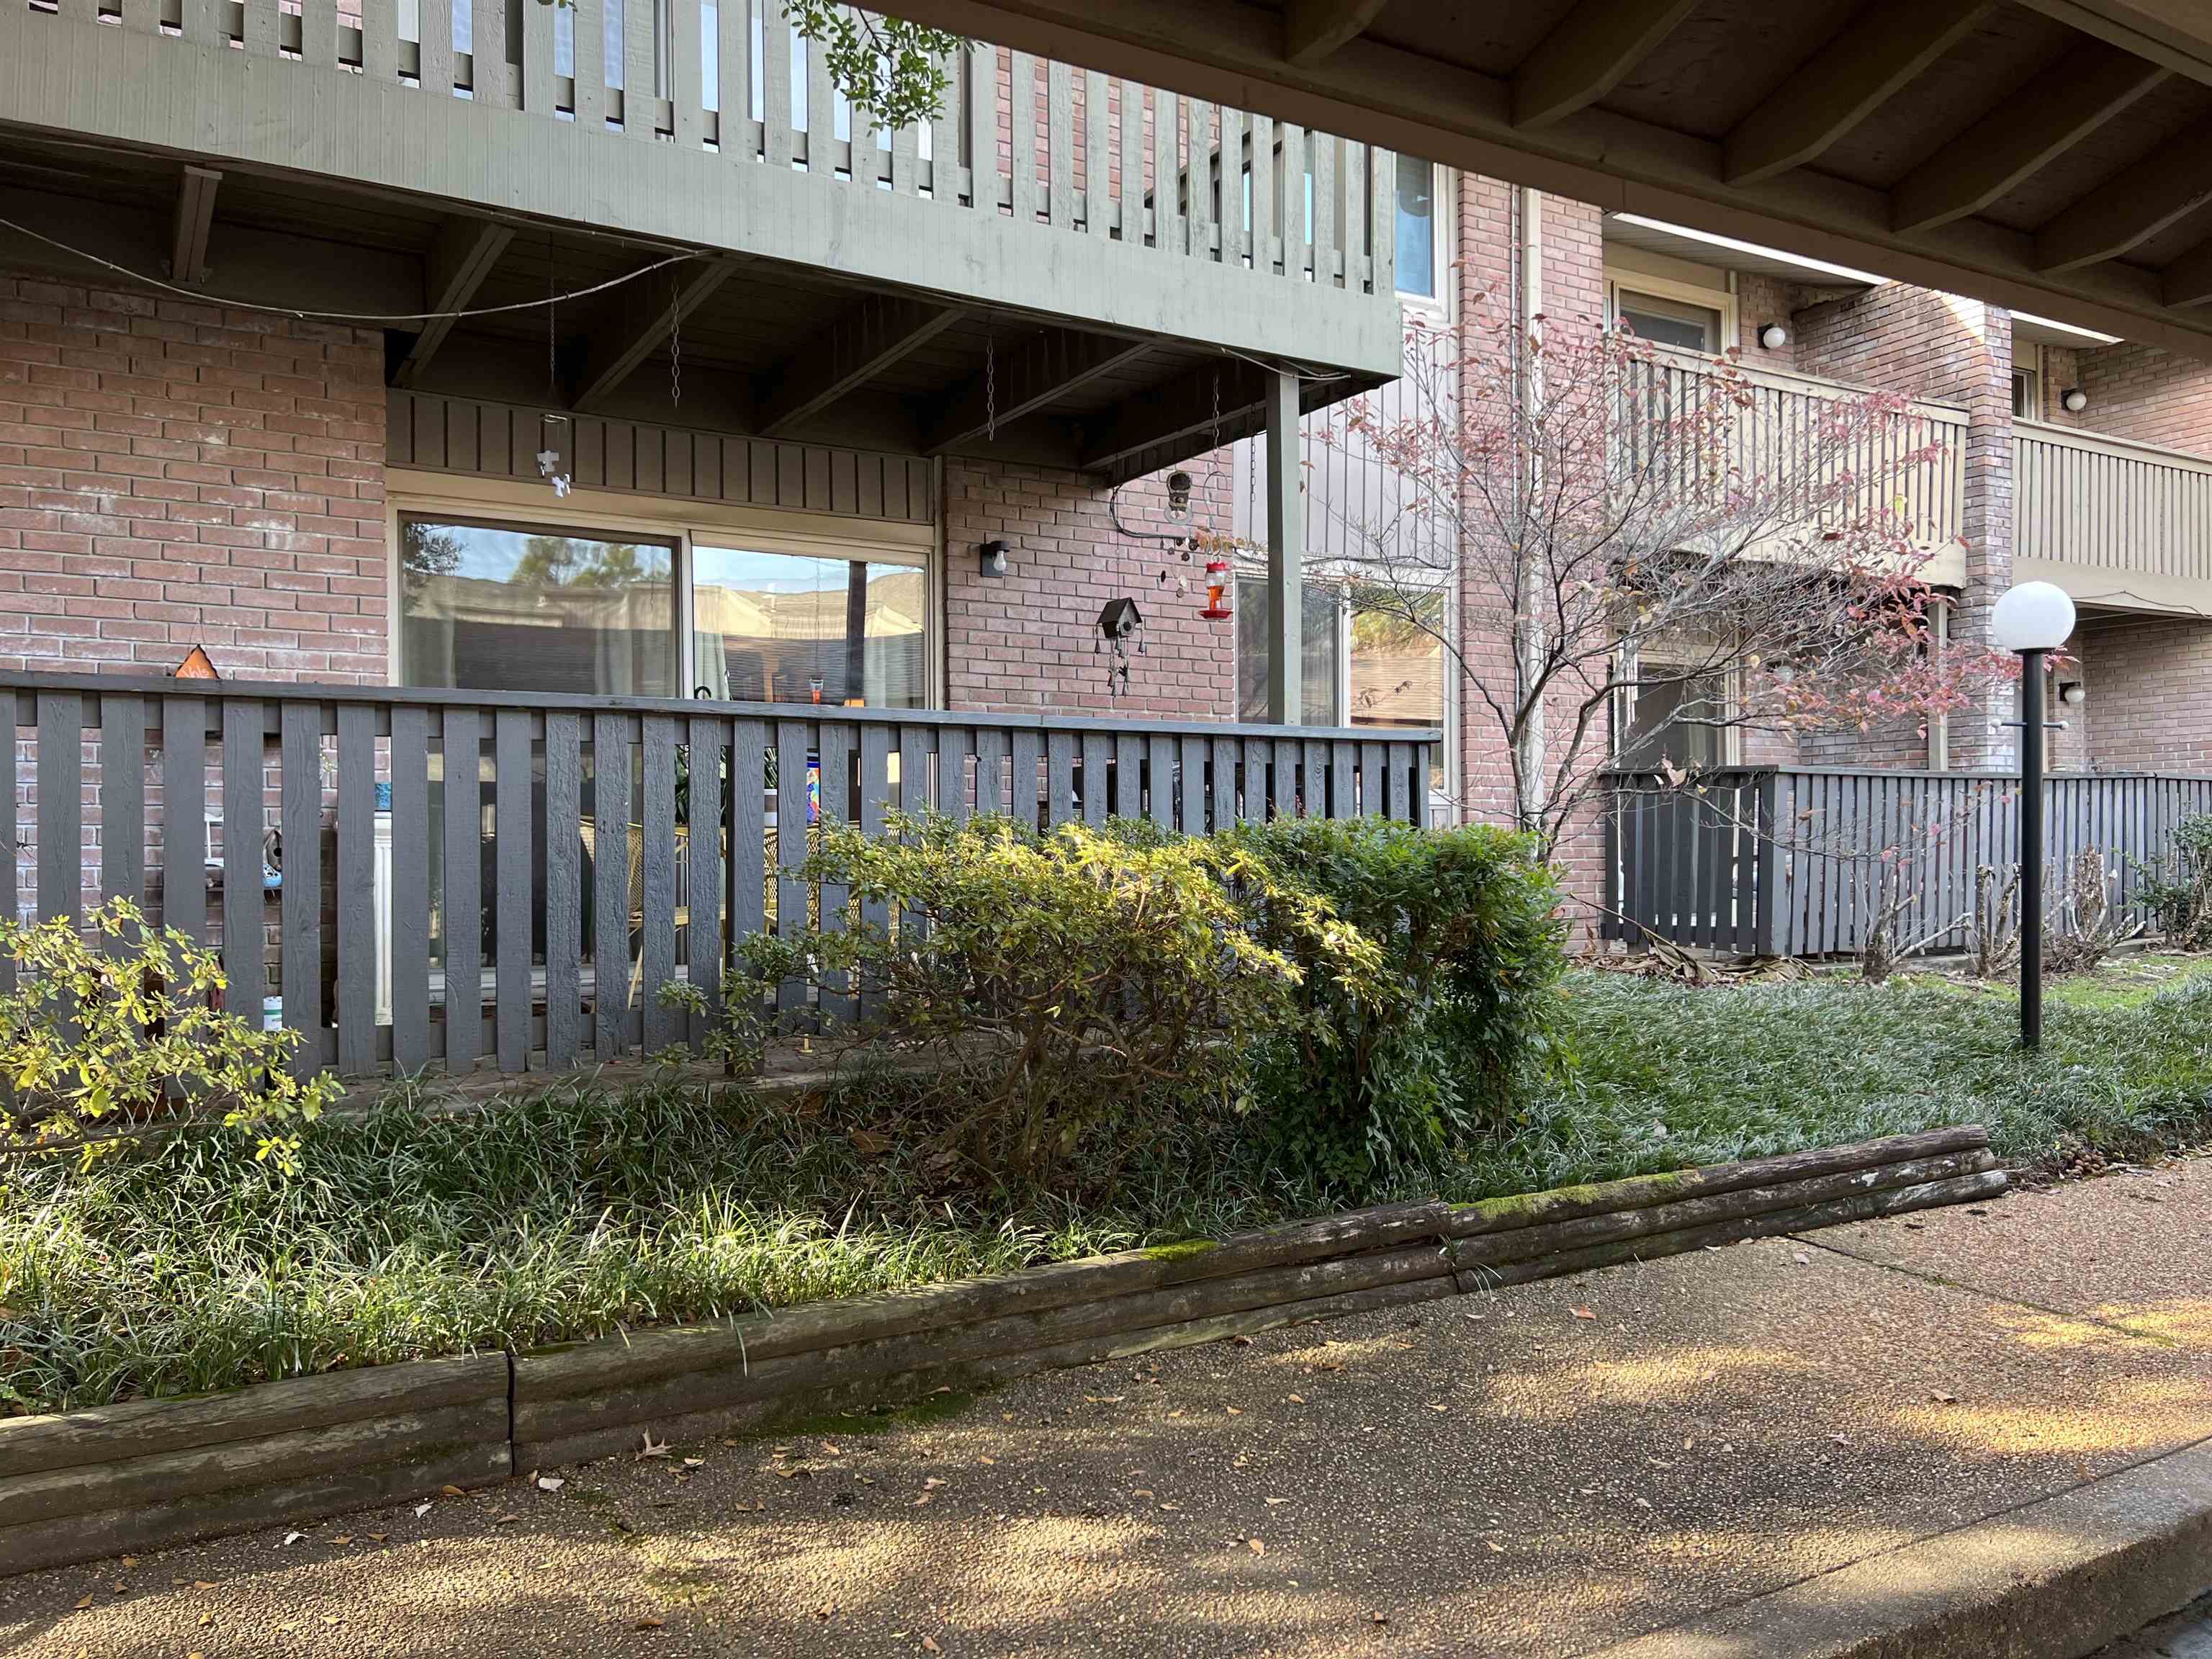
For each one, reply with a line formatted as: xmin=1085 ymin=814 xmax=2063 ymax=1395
xmin=536 ymin=251 xmax=574 ymax=496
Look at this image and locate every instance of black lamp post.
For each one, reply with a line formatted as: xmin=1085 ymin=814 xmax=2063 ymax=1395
xmin=1990 ymin=580 xmax=2077 ymax=1051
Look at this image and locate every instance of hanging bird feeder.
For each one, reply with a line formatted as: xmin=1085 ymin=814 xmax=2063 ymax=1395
xmin=1200 ymin=557 xmax=1233 ymax=620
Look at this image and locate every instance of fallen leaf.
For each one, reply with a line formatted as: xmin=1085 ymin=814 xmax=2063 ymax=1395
xmin=922 ymin=1639 xmax=942 ymax=1654
xmin=1159 ymin=1501 xmax=1182 ymax=1512
xmin=1264 ymin=1496 xmax=1288 ymax=1506
xmin=119 ymin=1557 xmax=138 ymax=1568
xmin=820 ymin=1443 xmax=841 ymax=1457
xmin=1930 ymin=1390 xmax=1959 ymax=1405
xmin=634 ymin=1616 xmax=665 ymax=1630
xmin=976 ymin=1456 xmax=996 ymax=1465
xmin=332 ymin=1534 xmax=352 ymax=1546
xmin=1286 ymin=1393 xmax=1305 ymax=1404
xmin=682 ymin=1458 xmax=705 ymax=1470
xmin=366 ymin=1534 xmax=387 ymax=1544
xmin=1570 ymin=1308 xmax=1596 ymax=1321
xmin=194 ymin=1580 xmax=218 ymax=1589
xmin=537 ymin=1477 xmax=566 ymax=1493
xmin=496 ymin=1513 xmax=521 ymax=1524
xmin=441 ymin=1483 xmax=469 ymax=1497
xmin=283 ymin=1532 xmax=305 ymax=1546
xmin=1249 ymin=1539 xmax=1265 ymax=1556
xmin=1487 ymin=1539 xmax=1505 ymax=1554
xmin=913 ymin=1492 xmax=933 ymax=1506
xmin=1226 ymin=1407 xmax=1243 ymax=1416
xmin=413 ymin=1503 xmax=433 ymax=1517
xmin=924 ymin=1478 xmax=945 ymax=1489
xmin=1084 ymin=1395 xmax=1125 ymax=1405
xmin=73 ymin=1596 xmax=93 ymax=1611
xmin=199 ymin=1613 xmax=213 ymax=1627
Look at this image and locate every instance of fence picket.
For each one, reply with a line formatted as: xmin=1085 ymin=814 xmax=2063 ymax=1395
xmin=35 ymin=693 xmax=82 ymax=931
xmin=686 ymin=714 xmax=724 ymax=1047
xmin=100 ymin=696 xmax=147 ymax=920
xmin=639 ymin=715 xmax=679 ymax=1048
xmin=441 ymin=709 xmax=482 ymax=1071
xmin=494 ymin=708 xmax=532 ymax=1073
xmin=544 ymin=712 xmax=583 ymax=1069
xmin=591 ymin=711 xmax=629 ymax=1059
xmin=220 ymin=701 xmax=264 ymax=1031
xmin=279 ymin=703 xmax=323 ymax=1078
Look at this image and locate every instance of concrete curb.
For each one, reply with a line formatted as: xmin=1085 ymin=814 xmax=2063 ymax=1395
xmin=1578 ymin=1433 xmax=2212 ymax=1659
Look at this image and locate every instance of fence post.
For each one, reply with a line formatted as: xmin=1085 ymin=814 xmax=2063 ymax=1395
xmin=1753 ymin=770 xmax=1783 ymax=958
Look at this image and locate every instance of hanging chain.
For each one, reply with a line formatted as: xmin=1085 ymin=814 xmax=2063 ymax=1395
xmin=668 ymin=270 xmax=683 ymax=410
xmin=547 ymin=251 xmax=557 ymax=397
xmin=984 ymin=330 xmax=997 ymax=443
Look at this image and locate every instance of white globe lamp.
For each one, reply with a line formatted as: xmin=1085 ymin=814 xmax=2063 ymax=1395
xmin=1990 ymin=581 xmax=2074 ymax=653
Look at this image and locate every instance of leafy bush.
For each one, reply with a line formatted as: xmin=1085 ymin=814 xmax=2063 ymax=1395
xmin=0 ymin=899 xmax=336 ymax=1170
xmin=728 ymin=813 xmax=1370 ymax=1184
xmin=1227 ymin=818 xmax=1566 ymax=1189
xmin=2137 ymin=813 xmax=2212 ymax=948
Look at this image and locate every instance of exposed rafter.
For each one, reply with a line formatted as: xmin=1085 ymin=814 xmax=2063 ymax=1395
xmin=168 ymin=164 xmax=221 ymax=287
xmin=1511 ymin=0 xmax=1699 ymax=129
xmin=1722 ymin=0 xmax=1992 ymax=186
xmin=2163 ymin=234 xmax=2212 ymax=307
xmin=572 ymin=255 xmax=742 ymax=413
xmin=2033 ymin=114 xmax=2212 ymax=272
xmin=1078 ymin=356 xmax=1272 ymax=475
xmin=926 ymin=329 xmax=1153 ymax=454
xmin=1892 ymin=46 xmax=2170 ymax=234
xmin=390 ymin=218 xmax=514 ymax=390
xmin=1282 ymin=0 xmax=1391 ymax=69
xmin=755 ymin=296 xmax=963 ymax=437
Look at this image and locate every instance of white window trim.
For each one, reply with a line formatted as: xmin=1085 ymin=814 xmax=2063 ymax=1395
xmin=1604 ymin=269 xmax=1740 ymax=353
xmin=1395 ymin=160 xmax=1455 ymax=316
xmin=1615 ymin=643 xmax=1743 ymax=769
xmin=385 ymin=470 xmax=940 ymax=708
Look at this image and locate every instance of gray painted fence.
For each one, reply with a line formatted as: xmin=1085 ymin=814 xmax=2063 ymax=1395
xmin=1603 ymin=766 xmax=2212 ymax=959
xmin=6 ymin=670 xmax=1433 ymax=1080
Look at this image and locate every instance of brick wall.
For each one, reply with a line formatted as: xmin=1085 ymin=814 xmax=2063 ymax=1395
xmin=2068 ymin=343 xmax=2212 ymax=456
xmin=0 ymin=270 xmax=388 ymax=681
xmin=2074 ymin=616 xmax=2212 ymax=773
xmin=943 ymin=457 xmax=1237 ymax=719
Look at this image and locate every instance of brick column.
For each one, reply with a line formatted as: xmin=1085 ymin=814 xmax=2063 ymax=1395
xmin=1948 ymin=302 xmax=2016 ymax=769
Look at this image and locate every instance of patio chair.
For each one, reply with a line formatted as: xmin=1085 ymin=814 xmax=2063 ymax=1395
xmin=578 ymin=819 xmax=690 ymax=1012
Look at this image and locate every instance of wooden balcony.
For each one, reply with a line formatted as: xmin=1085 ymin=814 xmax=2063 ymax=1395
xmin=0 ymin=0 xmax=1402 ymax=465
xmin=2015 ymin=421 xmax=2212 ymax=617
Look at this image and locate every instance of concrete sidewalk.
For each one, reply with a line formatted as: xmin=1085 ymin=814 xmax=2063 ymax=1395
xmin=4 ymin=1155 xmax=2208 ymax=1659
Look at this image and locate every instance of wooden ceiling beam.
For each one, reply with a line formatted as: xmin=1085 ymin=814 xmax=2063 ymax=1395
xmin=572 ymin=255 xmax=742 ymax=413
xmin=1078 ymin=356 xmax=1272 ymax=474
xmin=1282 ymin=0 xmax=1392 ymax=70
xmin=926 ymin=328 xmax=1153 ymax=454
xmin=2033 ymin=114 xmax=2212 ymax=271
xmin=1511 ymin=0 xmax=1699 ymax=130
xmin=1722 ymin=0 xmax=1993 ymax=186
xmin=755 ymin=296 xmax=965 ymax=437
xmin=2160 ymin=233 xmax=2212 ymax=307
xmin=1892 ymin=47 xmax=2169 ymax=234
xmin=390 ymin=217 xmax=514 ymax=390
xmin=168 ymin=164 xmax=221 ymax=288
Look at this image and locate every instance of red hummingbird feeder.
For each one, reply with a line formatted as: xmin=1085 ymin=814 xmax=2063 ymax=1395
xmin=1200 ymin=557 xmax=1232 ymax=620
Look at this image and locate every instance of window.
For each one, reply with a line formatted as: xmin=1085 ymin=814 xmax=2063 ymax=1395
xmin=1236 ymin=577 xmax=1341 ymax=724
xmin=400 ymin=518 xmax=678 ymax=697
xmin=1395 ymin=154 xmax=1437 ymax=301
xmin=1620 ymin=668 xmax=1732 ymax=770
xmin=397 ymin=512 xmax=930 ymax=705
xmin=1614 ymin=288 xmax=1725 ymax=353
xmin=691 ymin=547 xmax=926 ymax=708
xmin=2012 ymin=367 xmax=2041 ymax=419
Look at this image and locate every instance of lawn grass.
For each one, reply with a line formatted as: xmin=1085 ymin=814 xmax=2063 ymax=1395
xmin=4 ymin=956 xmax=2208 ymax=1415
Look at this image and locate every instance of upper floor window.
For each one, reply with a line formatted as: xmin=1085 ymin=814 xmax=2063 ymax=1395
xmin=2012 ymin=367 xmax=2041 ymax=419
xmin=1395 ymin=154 xmax=1438 ymax=301
xmin=1614 ymin=287 xmax=1725 ymax=353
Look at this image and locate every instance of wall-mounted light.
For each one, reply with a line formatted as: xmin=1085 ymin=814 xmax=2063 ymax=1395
xmin=979 ymin=539 xmax=1010 ymax=578
xmin=1165 ymin=470 xmax=1194 ymax=516
xmin=2062 ymin=388 xmax=2090 ymax=413
xmin=1758 ymin=323 xmax=1790 ymax=351
xmin=2060 ymin=680 xmax=2087 ymax=707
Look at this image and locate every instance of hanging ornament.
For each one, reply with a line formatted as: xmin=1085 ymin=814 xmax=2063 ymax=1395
xmin=536 ymin=413 xmax=573 ymax=498
xmin=1200 ymin=557 xmax=1232 ymax=620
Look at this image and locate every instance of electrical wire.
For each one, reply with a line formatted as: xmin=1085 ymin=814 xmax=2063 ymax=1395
xmin=0 ymin=212 xmax=703 ymax=323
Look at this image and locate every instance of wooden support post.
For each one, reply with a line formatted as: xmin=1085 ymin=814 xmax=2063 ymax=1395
xmin=1264 ymin=368 xmax=1302 ymax=726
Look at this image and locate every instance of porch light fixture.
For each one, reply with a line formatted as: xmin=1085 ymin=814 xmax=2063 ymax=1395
xmin=978 ymin=539 xmax=1010 ymax=579
xmin=2062 ymin=388 xmax=2090 ymax=413
xmin=1992 ymin=580 xmax=2077 ymax=1053
xmin=2060 ymin=680 xmax=2087 ymax=707
xmin=1758 ymin=323 xmax=1789 ymax=350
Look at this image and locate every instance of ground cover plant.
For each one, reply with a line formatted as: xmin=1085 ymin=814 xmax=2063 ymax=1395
xmin=6 ymin=952 xmax=2210 ymax=1416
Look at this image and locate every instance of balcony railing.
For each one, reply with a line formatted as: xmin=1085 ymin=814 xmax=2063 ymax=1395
xmin=2015 ymin=419 xmax=2212 ymax=604
xmin=18 ymin=0 xmax=1393 ymax=302
xmin=5 ymin=673 xmax=1435 ymax=1082
xmin=1633 ymin=351 xmax=1970 ymax=565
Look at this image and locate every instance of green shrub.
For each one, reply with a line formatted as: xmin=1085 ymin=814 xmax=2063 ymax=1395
xmin=0 ymin=899 xmax=336 ymax=1171
xmin=727 ymin=813 xmax=1372 ymax=1184
xmin=1227 ymin=818 xmax=1566 ymax=1190
xmin=2137 ymin=813 xmax=2212 ymax=948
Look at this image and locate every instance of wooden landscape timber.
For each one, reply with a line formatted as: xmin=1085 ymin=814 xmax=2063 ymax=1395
xmin=0 ymin=1128 xmax=2002 ymax=1575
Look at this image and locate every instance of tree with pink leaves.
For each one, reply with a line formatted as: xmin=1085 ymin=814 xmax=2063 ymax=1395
xmin=1310 ymin=309 xmax=2013 ymax=858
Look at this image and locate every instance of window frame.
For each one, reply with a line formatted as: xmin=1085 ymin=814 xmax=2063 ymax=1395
xmin=1604 ymin=269 xmax=1739 ymax=354
xmin=1393 ymin=157 xmax=1453 ymax=314
xmin=1614 ymin=648 xmax=1742 ymax=770
xmin=386 ymin=472 xmax=940 ymax=708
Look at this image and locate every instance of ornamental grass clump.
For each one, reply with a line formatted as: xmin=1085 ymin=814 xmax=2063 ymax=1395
xmin=0 ymin=898 xmax=336 ymax=1171
xmin=727 ymin=812 xmax=1378 ymax=1184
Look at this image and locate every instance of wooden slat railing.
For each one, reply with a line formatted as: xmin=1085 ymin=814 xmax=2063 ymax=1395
xmin=2015 ymin=419 xmax=2212 ymax=588
xmin=1603 ymin=765 xmax=2212 ymax=958
xmin=1629 ymin=351 xmax=1969 ymax=555
xmin=45 ymin=0 xmax=1392 ymax=297
xmin=5 ymin=672 xmax=1434 ymax=1080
